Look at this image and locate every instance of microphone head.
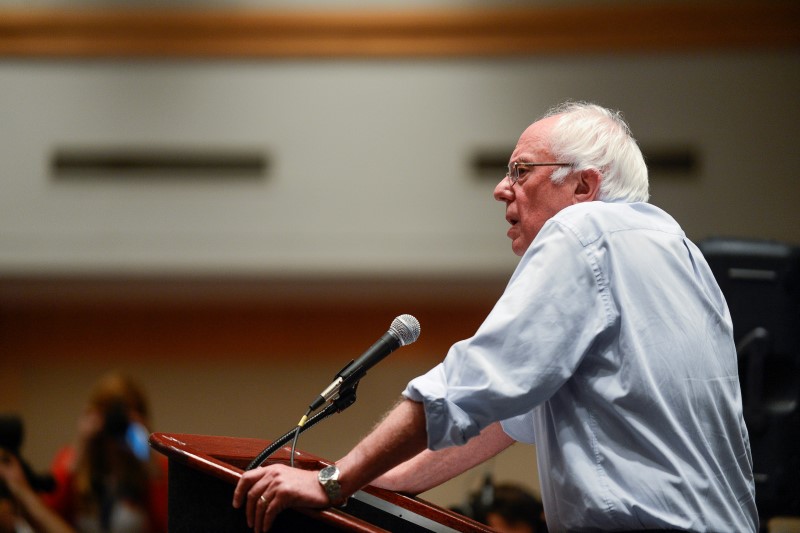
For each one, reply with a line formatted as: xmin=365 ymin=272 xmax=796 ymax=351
xmin=390 ymin=314 xmax=421 ymax=346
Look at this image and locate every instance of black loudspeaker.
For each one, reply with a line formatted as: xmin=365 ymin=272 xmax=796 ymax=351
xmin=700 ymin=238 xmax=800 ymax=522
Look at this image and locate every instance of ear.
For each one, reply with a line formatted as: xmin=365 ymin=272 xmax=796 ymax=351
xmin=573 ymin=168 xmax=602 ymax=203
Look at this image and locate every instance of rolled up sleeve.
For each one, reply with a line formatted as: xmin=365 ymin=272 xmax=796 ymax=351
xmin=403 ymin=220 xmax=613 ymax=450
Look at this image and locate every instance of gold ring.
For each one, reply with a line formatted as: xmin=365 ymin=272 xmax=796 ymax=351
xmin=259 ymin=495 xmax=267 ymax=504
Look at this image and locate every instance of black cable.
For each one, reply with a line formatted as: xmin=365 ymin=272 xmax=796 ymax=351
xmin=245 ymin=406 xmax=332 ymax=471
xmin=245 ymin=385 xmax=359 ymax=471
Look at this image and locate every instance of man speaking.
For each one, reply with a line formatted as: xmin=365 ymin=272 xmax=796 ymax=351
xmin=233 ymin=102 xmax=758 ymax=533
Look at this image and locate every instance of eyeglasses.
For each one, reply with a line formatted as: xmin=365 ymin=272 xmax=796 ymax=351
xmin=506 ymin=161 xmax=572 ymax=186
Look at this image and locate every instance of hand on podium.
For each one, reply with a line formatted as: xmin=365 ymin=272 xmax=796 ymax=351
xmin=233 ymin=463 xmax=329 ymax=533
xmin=232 ymin=399 xmax=428 ymax=532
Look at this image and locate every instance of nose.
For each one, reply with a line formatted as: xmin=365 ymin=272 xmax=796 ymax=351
xmin=494 ymin=175 xmax=514 ymax=203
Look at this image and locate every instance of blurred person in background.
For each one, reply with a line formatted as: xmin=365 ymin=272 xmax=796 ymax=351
xmin=0 ymin=416 xmax=73 ymax=533
xmin=452 ymin=477 xmax=545 ymax=533
xmin=481 ymin=483 xmax=546 ymax=533
xmin=43 ymin=373 xmax=167 ymax=533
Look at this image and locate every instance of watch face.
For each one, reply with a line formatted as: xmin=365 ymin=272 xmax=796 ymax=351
xmin=320 ymin=466 xmax=338 ymax=482
xmin=318 ymin=465 xmax=342 ymax=504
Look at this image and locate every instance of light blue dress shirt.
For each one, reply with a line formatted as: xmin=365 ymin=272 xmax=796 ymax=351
xmin=404 ymin=201 xmax=758 ymax=532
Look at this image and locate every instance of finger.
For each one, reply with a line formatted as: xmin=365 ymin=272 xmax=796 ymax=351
xmin=234 ymin=466 xmax=269 ymax=509
xmin=254 ymin=493 xmax=269 ymax=533
xmin=260 ymin=493 xmax=285 ymax=533
xmin=233 ymin=470 xmax=257 ymax=508
xmin=254 ymin=467 xmax=287 ymax=532
xmin=255 ymin=469 xmax=284 ymax=532
xmin=233 ymin=472 xmax=258 ymax=526
xmin=245 ymin=485 xmax=260 ymax=528
xmin=246 ymin=476 xmax=274 ymax=528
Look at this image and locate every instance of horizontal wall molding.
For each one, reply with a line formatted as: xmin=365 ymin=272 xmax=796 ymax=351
xmin=0 ymin=3 xmax=798 ymax=59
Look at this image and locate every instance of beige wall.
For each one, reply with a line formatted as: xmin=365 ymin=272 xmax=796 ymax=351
xmin=1 ymin=54 xmax=799 ymax=277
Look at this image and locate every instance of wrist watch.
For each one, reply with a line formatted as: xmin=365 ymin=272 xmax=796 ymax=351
xmin=318 ymin=465 xmax=343 ymax=505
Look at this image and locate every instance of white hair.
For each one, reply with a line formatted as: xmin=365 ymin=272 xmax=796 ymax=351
xmin=544 ymin=101 xmax=649 ymax=202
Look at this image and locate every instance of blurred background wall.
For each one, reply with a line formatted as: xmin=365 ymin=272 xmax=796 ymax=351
xmin=0 ymin=0 xmax=799 ymax=515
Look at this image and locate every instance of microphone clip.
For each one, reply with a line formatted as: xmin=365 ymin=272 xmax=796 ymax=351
xmin=330 ymin=382 xmax=358 ymax=413
xmin=328 ymin=357 xmax=361 ymax=412
xmin=308 ymin=359 xmax=360 ymax=412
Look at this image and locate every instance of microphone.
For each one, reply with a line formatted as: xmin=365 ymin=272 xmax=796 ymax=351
xmin=308 ymin=314 xmax=421 ymax=411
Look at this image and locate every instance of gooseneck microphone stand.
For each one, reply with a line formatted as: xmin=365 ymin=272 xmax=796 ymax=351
xmin=245 ymin=384 xmax=358 ymax=471
xmin=245 ymin=314 xmax=421 ymax=472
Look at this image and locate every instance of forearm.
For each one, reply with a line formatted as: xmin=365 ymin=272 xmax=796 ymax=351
xmin=372 ymin=421 xmax=515 ymax=495
xmin=232 ymin=398 xmax=431 ymax=532
xmin=14 ymin=485 xmax=75 ymax=533
xmin=334 ymin=398 xmax=428 ymax=499
xmin=0 ymin=451 xmax=75 ymax=533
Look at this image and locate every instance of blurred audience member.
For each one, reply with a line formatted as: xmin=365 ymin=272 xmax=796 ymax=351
xmin=0 ymin=448 xmax=73 ymax=533
xmin=43 ymin=373 xmax=167 ymax=533
xmin=483 ymin=483 xmax=546 ymax=533
xmin=457 ymin=478 xmax=546 ymax=533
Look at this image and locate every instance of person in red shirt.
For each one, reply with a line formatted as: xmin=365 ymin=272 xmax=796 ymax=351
xmin=44 ymin=372 xmax=168 ymax=533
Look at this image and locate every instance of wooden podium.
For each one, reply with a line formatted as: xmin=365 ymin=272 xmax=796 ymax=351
xmin=149 ymin=432 xmax=494 ymax=532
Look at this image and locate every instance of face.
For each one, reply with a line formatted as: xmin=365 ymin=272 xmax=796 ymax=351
xmin=494 ymin=115 xmax=578 ymax=256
